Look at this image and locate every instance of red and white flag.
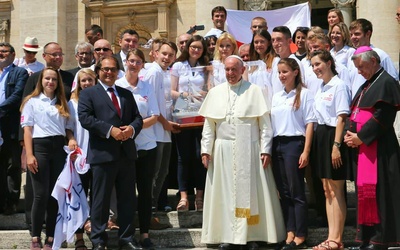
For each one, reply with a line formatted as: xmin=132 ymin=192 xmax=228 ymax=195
xmin=226 ymin=2 xmax=311 ymax=45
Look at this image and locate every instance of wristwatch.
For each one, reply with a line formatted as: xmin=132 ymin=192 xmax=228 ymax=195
xmin=333 ymin=141 xmax=341 ymax=148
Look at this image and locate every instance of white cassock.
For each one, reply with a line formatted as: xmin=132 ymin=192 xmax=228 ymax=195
xmin=199 ymin=79 xmax=286 ymax=245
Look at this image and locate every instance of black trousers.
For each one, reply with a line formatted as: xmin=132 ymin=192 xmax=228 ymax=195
xmin=0 ymin=138 xmax=22 ymax=210
xmin=272 ymin=136 xmax=308 ymax=237
xmin=30 ymin=136 xmax=66 ymax=238
xmin=136 ymin=148 xmax=157 ymax=234
xmin=90 ymin=153 xmax=137 ymax=246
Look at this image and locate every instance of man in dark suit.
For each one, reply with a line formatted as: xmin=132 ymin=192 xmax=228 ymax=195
xmin=67 ymin=41 xmax=95 ymax=76
xmin=114 ymin=29 xmax=139 ymax=71
xmin=22 ymin=42 xmax=74 ymax=99
xmin=78 ymin=56 xmax=143 ymax=250
xmin=0 ymin=42 xmax=29 ymax=215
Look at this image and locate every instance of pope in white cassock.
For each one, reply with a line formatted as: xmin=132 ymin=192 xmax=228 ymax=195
xmin=199 ymin=55 xmax=285 ymax=250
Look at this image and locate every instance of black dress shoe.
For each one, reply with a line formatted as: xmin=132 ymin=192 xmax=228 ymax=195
xmin=282 ymin=241 xmax=308 ymax=250
xmin=247 ymin=241 xmax=259 ymax=250
xmin=361 ymin=243 xmax=388 ymax=250
xmin=348 ymin=241 xmax=369 ymax=250
xmin=119 ymin=242 xmax=143 ymax=250
xmin=92 ymin=243 xmax=106 ymax=250
xmin=219 ymin=243 xmax=233 ymax=250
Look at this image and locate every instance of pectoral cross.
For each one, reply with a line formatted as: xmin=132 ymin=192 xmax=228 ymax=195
xmin=352 ymin=108 xmax=359 ymax=119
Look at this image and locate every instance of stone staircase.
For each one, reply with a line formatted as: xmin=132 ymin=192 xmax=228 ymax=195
xmin=0 ymin=181 xmax=359 ymax=249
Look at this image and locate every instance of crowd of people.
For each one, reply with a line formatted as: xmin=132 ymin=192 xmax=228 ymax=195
xmin=0 ymin=4 xmax=400 ymax=250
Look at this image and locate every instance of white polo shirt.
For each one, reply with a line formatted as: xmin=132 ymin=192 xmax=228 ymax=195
xmin=271 ymin=87 xmax=316 ymax=137
xmin=143 ymin=62 xmax=172 ymax=143
xmin=116 ymin=76 xmax=159 ymax=150
xmin=21 ymin=93 xmax=70 ymax=138
xmin=302 ymin=58 xmax=350 ymax=97
xmin=330 ymin=45 xmax=355 ymax=68
xmin=313 ymin=75 xmax=351 ymax=127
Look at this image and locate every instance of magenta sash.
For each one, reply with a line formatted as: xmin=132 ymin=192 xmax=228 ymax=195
xmin=350 ymin=108 xmax=380 ymax=225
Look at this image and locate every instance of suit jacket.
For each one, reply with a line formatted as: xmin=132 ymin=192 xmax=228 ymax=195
xmin=113 ymin=53 xmax=125 ymax=71
xmin=66 ymin=67 xmax=81 ymax=77
xmin=78 ymin=83 xmax=143 ymax=165
xmin=0 ymin=64 xmax=29 ymax=139
xmin=22 ymin=69 xmax=74 ymax=100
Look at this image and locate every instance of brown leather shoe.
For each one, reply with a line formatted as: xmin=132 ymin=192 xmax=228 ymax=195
xmin=149 ymin=217 xmax=170 ymax=230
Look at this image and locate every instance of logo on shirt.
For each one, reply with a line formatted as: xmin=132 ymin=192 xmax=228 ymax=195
xmin=20 ymin=116 xmax=24 ymax=123
xmin=323 ymin=93 xmax=333 ymax=102
xmin=139 ymin=96 xmax=148 ymax=102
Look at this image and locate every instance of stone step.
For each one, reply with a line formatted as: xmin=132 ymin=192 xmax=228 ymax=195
xmin=0 ymin=226 xmax=358 ymax=249
xmin=0 ymin=208 xmax=359 ymax=249
xmin=0 ymin=207 xmax=357 ymax=231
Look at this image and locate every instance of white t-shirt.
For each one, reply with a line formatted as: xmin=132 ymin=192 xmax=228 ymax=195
xmin=204 ymin=28 xmax=224 ymax=38
xmin=171 ymin=60 xmax=207 ymax=93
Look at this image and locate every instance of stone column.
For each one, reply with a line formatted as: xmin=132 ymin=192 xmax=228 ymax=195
xmin=330 ymin=0 xmax=355 ymax=27
xmin=90 ymin=11 xmax=104 ymax=29
xmin=0 ymin=19 xmax=8 ymax=42
xmin=157 ymin=3 xmax=170 ymax=38
xmin=357 ymin=0 xmax=399 ymax=73
xmin=10 ymin=0 xmax=68 ymax=67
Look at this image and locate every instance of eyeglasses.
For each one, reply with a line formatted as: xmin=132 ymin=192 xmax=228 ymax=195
xmin=77 ymin=52 xmax=92 ymax=57
xmin=44 ymin=52 xmax=64 ymax=58
xmin=189 ymin=46 xmax=203 ymax=51
xmin=179 ymin=40 xmax=188 ymax=45
xmin=0 ymin=50 xmax=11 ymax=54
xmin=127 ymin=59 xmax=143 ymax=65
xmin=94 ymin=48 xmax=111 ymax=52
xmin=100 ymin=67 xmax=118 ymax=73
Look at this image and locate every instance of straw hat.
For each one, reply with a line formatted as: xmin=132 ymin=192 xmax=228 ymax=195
xmin=22 ymin=36 xmax=42 ymax=52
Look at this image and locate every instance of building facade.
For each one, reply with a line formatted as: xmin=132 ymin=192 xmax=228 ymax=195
xmin=0 ymin=0 xmax=399 ymax=70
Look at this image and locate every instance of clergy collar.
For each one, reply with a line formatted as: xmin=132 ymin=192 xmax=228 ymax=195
xmin=367 ymin=67 xmax=384 ymax=84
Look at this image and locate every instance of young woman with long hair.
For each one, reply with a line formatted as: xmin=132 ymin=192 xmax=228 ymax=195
xmin=271 ymin=58 xmax=316 ymax=250
xmin=21 ymin=67 xmax=75 ymax=250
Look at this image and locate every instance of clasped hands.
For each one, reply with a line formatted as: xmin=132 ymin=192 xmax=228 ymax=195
xmin=343 ymin=130 xmax=363 ymax=148
xmin=111 ymin=125 xmax=133 ymax=141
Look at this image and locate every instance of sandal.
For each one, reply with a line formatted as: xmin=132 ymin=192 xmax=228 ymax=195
xmin=75 ymin=239 xmax=88 ymax=250
xmin=30 ymin=237 xmax=42 ymax=250
xmin=313 ymin=240 xmax=344 ymax=250
xmin=84 ymin=220 xmax=91 ymax=234
xmin=195 ymin=198 xmax=203 ymax=212
xmin=176 ymin=198 xmax=189 ymax=212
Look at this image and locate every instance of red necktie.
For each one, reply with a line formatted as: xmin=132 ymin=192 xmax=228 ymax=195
xmin=107 ymin=88 xmax=121 ymax=117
